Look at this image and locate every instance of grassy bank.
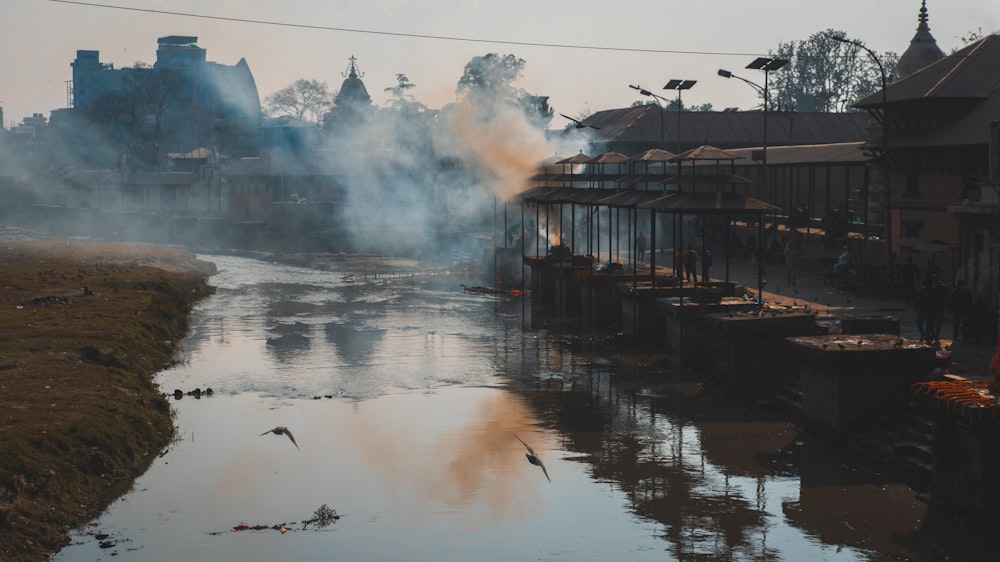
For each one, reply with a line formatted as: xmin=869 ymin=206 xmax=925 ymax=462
xmin=0 ymin=240 xmax=216 ymax=561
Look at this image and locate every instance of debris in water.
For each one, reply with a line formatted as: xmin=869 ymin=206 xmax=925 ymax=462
xmin=302 ymin=504 xmax=340 ymax=529
xmin=213 ymin=504 xmax=341 ymax=536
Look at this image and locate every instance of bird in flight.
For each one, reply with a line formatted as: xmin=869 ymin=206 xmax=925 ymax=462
xmin=515 ymin=435 xmax=550 ymax=482
xmin=560 ymin=113 xmax=601 ymax=130
xmin=260 ymin=426 xmax=299 ymax=449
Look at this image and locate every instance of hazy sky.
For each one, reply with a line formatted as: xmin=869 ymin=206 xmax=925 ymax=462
xmin=2 ymin=0 xmax=997 ymax=128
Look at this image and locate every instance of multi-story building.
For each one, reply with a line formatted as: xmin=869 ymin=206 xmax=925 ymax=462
xmin=69 ymin=35 xmax=262 ymax=160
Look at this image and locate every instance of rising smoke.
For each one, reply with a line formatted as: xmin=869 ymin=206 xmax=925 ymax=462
xmin=307 ymin=59 xmax=588 ymax=261
xmin=0 ymin=50 xmax=593 ymax=259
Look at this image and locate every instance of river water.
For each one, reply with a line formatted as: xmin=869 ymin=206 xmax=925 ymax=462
xmin=52 ymin=253 xmax=981 ymax=561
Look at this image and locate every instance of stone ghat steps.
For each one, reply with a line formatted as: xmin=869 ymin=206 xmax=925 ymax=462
xmin=768 ymin=371 xmax=804 ymax=418
xmin=761 ymin=369 xmax=936 ymax=491
xmin=842 ymin=405 xmax=936 ymax=491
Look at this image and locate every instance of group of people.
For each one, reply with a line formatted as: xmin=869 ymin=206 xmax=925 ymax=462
xmin=667 ymin=245 xmax=712 ymax=284
xmin=912 ymin=273 xmax=975 ymax=346
xmin=634 ymin=233 xmax=713 ymax=284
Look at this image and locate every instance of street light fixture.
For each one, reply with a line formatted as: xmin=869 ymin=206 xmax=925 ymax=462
xmin=629 ymin=84 xmax=670 ymax=149
xmin=718 ymin=57 xmax=788 ymax=203
xmin=663 ymin=79 xmax=696 ymax=153
xmin=831 ymin=35 xmax=893 ymax=280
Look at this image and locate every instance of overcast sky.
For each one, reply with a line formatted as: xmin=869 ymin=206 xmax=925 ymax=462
xmin=2 ymin=0 xmax=997 ymax=128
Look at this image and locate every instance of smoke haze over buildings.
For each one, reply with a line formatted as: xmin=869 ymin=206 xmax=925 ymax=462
xmin=0 ymin=32 xmax=591 ymax=260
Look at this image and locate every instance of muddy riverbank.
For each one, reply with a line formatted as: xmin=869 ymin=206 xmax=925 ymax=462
xmin=0 ymin=240 xmax=216 ymax=561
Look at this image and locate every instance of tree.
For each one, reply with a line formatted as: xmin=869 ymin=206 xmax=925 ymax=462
xmin=125 ymin=64 xmax=184 ymax=165
xmin=265 ymin=79 xmax=334 ymax=123
xmin=455 ymin=53 xmax=552 ymax=128
xmin=630 ymin=99 xmax=713 ymax=112
xmin=955 ymin=27 xmax=999 ymax=50
xmin=767 ymin=29 xmax=898 ymax=113
xmin=384 ymin=74 xmax=426 ymax=113
xmin=84 ymin=62 xmax=184 ymax=168
xmin=457 ymin=53 xmax=524 ymax=104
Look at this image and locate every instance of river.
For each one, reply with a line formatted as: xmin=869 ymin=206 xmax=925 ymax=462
xmin=52 ymin=253 xmax=980 ymax=561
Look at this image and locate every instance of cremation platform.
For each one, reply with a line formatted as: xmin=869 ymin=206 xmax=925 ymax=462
xmin=786 ymin=333 xmax=939 ymax=438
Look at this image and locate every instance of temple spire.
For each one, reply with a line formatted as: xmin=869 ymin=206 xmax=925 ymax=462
xmin=917 ymin=0 xmax=929 ymax=30
xmin=896 ymin=1 xmax=944 ymax=78
xmin=343 ymin=55 xmax=364 ymax=79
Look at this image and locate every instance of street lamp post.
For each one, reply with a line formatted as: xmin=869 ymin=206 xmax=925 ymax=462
xmin=629 ymin=84 xmax=669 ymax=150
xmin=663 ymin=79 xmax=697 ymax=154
xmin=832 ymin=35 xmax=893 ymax=280
xmin=718 ymin=58 xmax=788 ymax=203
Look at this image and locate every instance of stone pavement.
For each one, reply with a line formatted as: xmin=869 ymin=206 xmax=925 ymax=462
xmin=651 ymin=249 xmax=997 ymax=380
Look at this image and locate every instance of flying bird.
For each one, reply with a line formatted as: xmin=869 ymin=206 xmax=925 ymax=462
xmin=515 ymin=435 xmax=550 ymax=482
xmin=260 ymin=426 xmax=299 ymax=449
xmin=560 ymin=113 xmax=601 ymax=130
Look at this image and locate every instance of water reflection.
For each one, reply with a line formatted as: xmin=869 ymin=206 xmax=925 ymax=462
xmin=54 ymin=254 xmax=988 ymax=561
xmin=323 ymin=322 xmax=386 ymax=367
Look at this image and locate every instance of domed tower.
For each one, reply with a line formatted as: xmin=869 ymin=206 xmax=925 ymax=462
xmin=896 ymin=1 xmax=945 ymax=78
xmin=325 ymin=55 xmax=374 ymax=133
xmin=335 ymin=55 xmax=372 ymax=107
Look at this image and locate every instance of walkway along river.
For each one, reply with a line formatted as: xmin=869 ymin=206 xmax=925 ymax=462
xmin=54 ymin=253 xmax=992 ymax=561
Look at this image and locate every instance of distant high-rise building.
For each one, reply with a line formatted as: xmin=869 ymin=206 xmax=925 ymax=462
xmin=70 ymin=36 xmax=262 ymax=158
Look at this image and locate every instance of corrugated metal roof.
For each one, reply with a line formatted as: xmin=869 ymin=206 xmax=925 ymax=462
xmin=518 ymin=187 xmax=664 ymax=206
xmin=589 ymin=151 xmax=629 ymax=164
xmin=562 ymin=188 xmax=627 ymax=205
xmin=582 ymin=105 xmax=653 ymax=143
xmin=670 ymin=145 xmax=742 ymax=161
xmin=638 ymin=192 xmax=778 ymax=213
xmin=580 ymin=108 xmax=870 ymax=148
xmin=856 ymin=34 xmax=1000 ymax=106
xmin=599 ymin=190 xmax=670 ymax=208
xmin=724 ymin=142 xmax=869 ymax=165
xmin=516 ymin=185 xmax=560 ymax=200
xmin=555 ymin=153 xmax=593 ymax=165
xmin=851 ymin=34 xmax=1000 ymax=147
xmin=628 ymin=148 xmax=676 ymax=162
xmin=515 ymin=187 xmax=774 ymax=214
xmin=661 ymin=174 xmax=753 ymax=185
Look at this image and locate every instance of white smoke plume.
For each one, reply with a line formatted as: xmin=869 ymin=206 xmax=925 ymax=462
xmin=315 ymin=72 xmax=588 ymax=261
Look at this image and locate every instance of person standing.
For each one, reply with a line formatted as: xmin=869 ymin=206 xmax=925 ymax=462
xmin=928 ymin=279 xmax=949 ymax=344
xmin=684 ymin=246 xmax=698 ymax=284
xmin=916 ymin=276 xmax=948 ymax=345
xmin=948 ymin=279 xmax=973 ymax=341
xmin=635 ymin=232 xmax=647 ymax=263
xmin=914 ymin=280 xmax=933 ymax=343
xmin=783 ymin=238 xmax=799 ymax=287
xmin=700 ymin=249 xmax=713 ymax=283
